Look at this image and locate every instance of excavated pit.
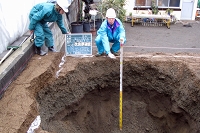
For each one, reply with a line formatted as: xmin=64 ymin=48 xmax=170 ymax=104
xmin=36 ymin=57 xmax=200 ymax=133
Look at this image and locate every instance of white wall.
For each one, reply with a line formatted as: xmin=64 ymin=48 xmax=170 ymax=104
xmin=124 ymin=0 xmax=135 ymax=16
xmin=192 ymin=0 xmax=198 ymax=20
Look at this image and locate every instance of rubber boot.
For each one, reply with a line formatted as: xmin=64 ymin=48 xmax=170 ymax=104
xmin=48 ymin=46 xmax=57 ymax=52
xmin=35 ymin=46 xmax=47 ymax=56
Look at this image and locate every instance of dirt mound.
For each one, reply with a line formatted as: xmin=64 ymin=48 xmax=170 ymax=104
xmin=0 ymin=52 xmax=200 ymax=133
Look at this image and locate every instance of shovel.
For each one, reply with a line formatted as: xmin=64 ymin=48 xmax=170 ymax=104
xmin=0 ymin=33 xmax=34 ymax=65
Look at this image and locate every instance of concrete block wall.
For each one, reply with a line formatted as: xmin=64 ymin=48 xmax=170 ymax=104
xmin=51 ymin=22 xmax=66 ymax=52
xmin=52 ymin=24 xmax=66 ymax=52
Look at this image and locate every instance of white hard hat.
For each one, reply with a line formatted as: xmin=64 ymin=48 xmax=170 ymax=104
xmin=57 ymin=0 xmax=69 ymax=12
xmin=106 ymin=8 xmax=116 ymax=18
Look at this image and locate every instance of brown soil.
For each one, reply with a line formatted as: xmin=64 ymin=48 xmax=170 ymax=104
xmin=0 ymin=52 xmax=200 ymax=133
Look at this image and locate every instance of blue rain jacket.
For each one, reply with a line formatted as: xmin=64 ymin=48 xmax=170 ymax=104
xmin=29 ymin=3 xmax=67 ymax=47
xmin=95 ymin=18 xmax=126 ymax=54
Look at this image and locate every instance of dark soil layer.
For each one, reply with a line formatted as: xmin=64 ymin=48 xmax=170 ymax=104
xmin=36 ymin=55 xmax=200 ymax=133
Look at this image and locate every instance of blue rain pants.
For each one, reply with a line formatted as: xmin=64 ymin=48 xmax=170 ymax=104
xmin=29 ymin=3 xmax=67 ymax=48
xmin=34 ymin=23 xmax=53 ymax=47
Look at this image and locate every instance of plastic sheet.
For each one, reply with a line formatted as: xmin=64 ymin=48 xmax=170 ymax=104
xmin=27 ymin=115 xmax=41 ymax=133
xmin=0 ymin=0 xmax=48 ymax=54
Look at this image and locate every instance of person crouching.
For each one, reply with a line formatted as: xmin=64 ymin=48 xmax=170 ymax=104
xmin=95 ymin=8 xmax=126 ymax=59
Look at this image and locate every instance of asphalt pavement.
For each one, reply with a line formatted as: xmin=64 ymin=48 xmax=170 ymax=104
xmin=92 ymin=21 xmax=200 ymax=54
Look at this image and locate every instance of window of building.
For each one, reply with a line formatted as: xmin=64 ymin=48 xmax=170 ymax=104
xmin=135 ymin=0 xmax=180 ymax=7
xmin=135 ymin=0 xmax=151 ymax=6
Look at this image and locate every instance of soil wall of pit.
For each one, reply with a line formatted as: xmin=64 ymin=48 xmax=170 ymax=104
xmin=36 ymin=55 xmax=200 ymax=133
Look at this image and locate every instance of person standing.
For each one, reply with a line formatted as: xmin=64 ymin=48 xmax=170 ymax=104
xmin=29 ymin=0 xmax=70 ymax=56
xmin=95 ymin=8 xmax=126 ymax=59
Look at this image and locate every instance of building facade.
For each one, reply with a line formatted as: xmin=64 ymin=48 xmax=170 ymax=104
xmin=125 ymin=0 xmax=198 ymax=20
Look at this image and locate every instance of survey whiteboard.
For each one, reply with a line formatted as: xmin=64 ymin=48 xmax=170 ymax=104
xmin=65 ymin=33 xmax=92 ymax=55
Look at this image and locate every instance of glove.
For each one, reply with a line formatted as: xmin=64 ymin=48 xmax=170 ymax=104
xmin=65 ymin=31 xmax=71 ymax=34
xmin=119 ymin=38 xmax=124 ymax=44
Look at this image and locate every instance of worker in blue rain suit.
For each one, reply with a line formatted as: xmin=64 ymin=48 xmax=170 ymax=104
xmin=29 ymin=0 xmax=70 ymax=56
xmin=95 ymin=8 xmax=126 ymax=59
